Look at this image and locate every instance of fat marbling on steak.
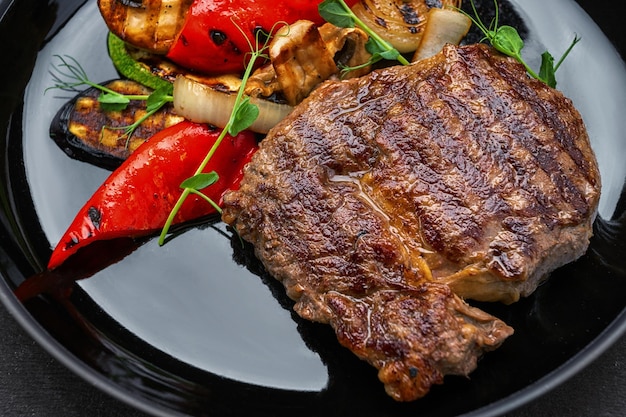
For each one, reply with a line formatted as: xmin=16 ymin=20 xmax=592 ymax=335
xmin=221 ymin=43 xmax=601 ymax=401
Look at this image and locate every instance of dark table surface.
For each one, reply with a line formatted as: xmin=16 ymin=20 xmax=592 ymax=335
xmin=1 ymin=300 xmax=625 ymax=417
xmin=1 ymin=0 xmax=625 ymax=416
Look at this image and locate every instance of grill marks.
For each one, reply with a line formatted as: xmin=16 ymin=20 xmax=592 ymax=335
xmin=98 ymin=0 xmax=193 ymax=53
xmin=270 ymin=127 xmax=416 ymax=297
xmin=279 ymin=44 xmax=598 ymax=278
xmin=369 ymin=47 xmax=594 ymax=249
xmin=222 ymin=44 xmax=600 ymax=401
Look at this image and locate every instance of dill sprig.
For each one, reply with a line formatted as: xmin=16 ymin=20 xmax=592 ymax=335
xmin=157 ymin=21 xmax=284 ymax=245
xmin=47 ymin=55 xmax=174 ymax=142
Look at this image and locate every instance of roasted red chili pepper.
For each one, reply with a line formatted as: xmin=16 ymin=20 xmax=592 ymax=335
xmin=166 ymin=0 xmax=361 ymax=74
xmin=47 ymin=120 xmax=258 ymax=270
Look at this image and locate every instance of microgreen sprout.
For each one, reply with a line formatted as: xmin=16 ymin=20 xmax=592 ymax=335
xmin=47 ymin=55 xmax=174 ymax=142
xmin=157 ymin=21 xmax=284 ymax=245
xmin=318 ymin=0 xmax=410 ymax=72
xmin=461 ymin=0 xmax=580 ymax=88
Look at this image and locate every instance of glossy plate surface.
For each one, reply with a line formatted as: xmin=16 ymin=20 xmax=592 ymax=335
xmin=1 ymin=0 xmax=625 ymax=416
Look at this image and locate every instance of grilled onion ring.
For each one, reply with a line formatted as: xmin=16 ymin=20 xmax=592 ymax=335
xmin=173 ymin=75 xmax=293 ymax=134
xmin=351 ymin=0 xmax=462 ymax=53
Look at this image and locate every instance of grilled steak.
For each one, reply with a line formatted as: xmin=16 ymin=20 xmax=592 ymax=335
xmin=222 ymin=44 xmax=601 ymax=401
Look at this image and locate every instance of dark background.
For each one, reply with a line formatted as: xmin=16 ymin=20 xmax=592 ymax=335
xmin=1 ymin=0 xmax=625 ymax=416
xmin=1 ymin=300 xmax=624 ymax=416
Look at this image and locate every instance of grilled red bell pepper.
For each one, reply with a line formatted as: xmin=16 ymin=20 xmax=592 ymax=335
xmin=166 ymin=0 xmax=361 ymax=74
xmin=47 ymin=120 xmax=257 ymax=270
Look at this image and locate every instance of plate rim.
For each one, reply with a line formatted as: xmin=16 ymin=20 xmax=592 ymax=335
xmin=1 ymin=0 xmax=625 ymax=415
xmin=2 ymin=274 xmax=625 ymax=417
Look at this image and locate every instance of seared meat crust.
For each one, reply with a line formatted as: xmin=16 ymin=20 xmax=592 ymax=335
xmin=326 ymin=287 xmax=512 ymax=401
xmin=222 ymin=44 xmax=600 ymax=400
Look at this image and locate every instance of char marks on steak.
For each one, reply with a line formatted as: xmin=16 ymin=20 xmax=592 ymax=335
xmin=222 ymin=44 xmax=601 ymax=401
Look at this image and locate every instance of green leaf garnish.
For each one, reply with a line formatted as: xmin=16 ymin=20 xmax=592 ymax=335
xmin=491 ymin=25 xmax=524 ymax=58
xmin=98 ymin=93 xmax=130 ymax=111
xmin=230 ymin=96 xmax=260 ymax=136
xmin=158 ymin=21 xmax=282 ymax=245
xmin=180 ymin=172 xmax=219 ymax=190
xmin=461 ymin=0 xmax=579 ymax=88
xmin=318 ymin=0 xmax=356 ymax=28
xmin=105 ymin=84 xmax=175 ymax=146
xmin=318 ymin=0 xmax=410 ymax=71
xmin=48 ymin=55 xmax=174 ymax=141
xmin=539 ymin=51 xmax=557 ymax=89
xmin=376 ymin=48 xmax=401 ymax=62
xmin=146 ymin=84 xmax=174 ymax=112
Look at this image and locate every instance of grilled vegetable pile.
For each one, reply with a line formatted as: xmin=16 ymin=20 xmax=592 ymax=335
xmin=45 ymin=0 xmax=475 ymax=271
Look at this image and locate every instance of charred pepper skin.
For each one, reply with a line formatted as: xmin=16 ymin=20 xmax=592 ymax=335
xmin=165 ymin=0 xmax=361 ymax=74
xmin=47 ymin=121 xmax=258 ymax=270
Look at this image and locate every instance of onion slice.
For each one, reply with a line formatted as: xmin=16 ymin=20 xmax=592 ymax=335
xmin=412 ymin=8 xmax=472 ymax=62
xmin=350 ymin=0 xmax=462 ymax=54
xmin=351 ymin=0 xmax=427 ymax=53
xmin=173 ymin=75 xmax=293 ymax=134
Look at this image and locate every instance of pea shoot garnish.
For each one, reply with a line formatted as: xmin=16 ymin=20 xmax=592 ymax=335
xmin=462 ymin=0 xmax=580 ymax=88
xmin=318 ymin=0 xmax=410 ymax=72
xmin=47 ymin=55 xmax=174 ymax=142
xmin=157 ymin=22 xmax=282 ymax=245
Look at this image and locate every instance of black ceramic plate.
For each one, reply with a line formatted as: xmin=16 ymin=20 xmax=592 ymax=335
xmin=1 ymin=0 xmax=625 ymax=416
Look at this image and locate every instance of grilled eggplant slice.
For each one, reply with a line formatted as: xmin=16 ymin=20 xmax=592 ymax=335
xmin=50 ymin=79 xmax=183 ymax=170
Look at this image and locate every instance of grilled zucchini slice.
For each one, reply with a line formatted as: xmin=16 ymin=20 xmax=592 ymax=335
xmin=108 ymin=32 xmax=231 ymax=89
xmin=107 ymin=32 xmax=174 ymax=90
